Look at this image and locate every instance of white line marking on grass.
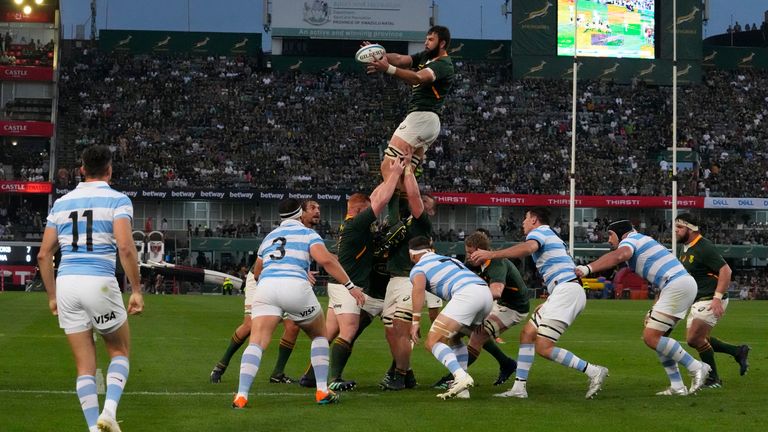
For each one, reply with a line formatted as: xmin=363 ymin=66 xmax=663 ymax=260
xmin=0 ymin=389 xmax=380 ymax=397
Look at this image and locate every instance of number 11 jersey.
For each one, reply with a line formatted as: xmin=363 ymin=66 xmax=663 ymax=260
xmin=45 ymin=181 xmax=133 ymax=277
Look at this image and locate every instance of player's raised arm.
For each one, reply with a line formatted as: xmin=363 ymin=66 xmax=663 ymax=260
xmin=369 ymin=157 xmax=406 ymax=217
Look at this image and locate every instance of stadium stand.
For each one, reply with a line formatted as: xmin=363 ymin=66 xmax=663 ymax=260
xmin=54 ymin=51 xmax=768 ymax=198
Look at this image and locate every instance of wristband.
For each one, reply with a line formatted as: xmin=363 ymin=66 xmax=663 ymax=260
xmin=587 ymin=264 xmax=593 ymax=275
xmin=386 ymin=64 xmax=396 ymax=75
xmin=412 ymin=312 xmax=421 ymax=318
xmin=344 ymin=281 xmax=355 ymax=290
xmin=714 ymin=291 xmax=724 ymax=299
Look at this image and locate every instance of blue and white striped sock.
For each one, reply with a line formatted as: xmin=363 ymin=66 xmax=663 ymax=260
xmin=103 ymin=356 xmax=129 ymax=419
xmin=549 ymin=347 xmax=588 ymax=373
xmin=310 ymin=337 xmax=330 ymax=392
xmin=656 ymin=350 xmax=685 ymax=389
xmin=76 ymin=375 xmax=99 ymax=431
xmin=515 ymin=343 xmax=535 ymax=381
xmin=657 ymin=336 xmax=701 ymax=371
xmin=452 ymin=342 xmax=469 ymax=371
xmin=432 ymin=342 xmax=467 ymax=379
xmin=236 ymin=343 xmax=263 ymax=398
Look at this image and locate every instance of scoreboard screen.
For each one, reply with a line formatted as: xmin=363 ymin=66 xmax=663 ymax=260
xmin=0 ymin=243 xmax=40 ymax=266
xmin=557 ymin=0 xmax=656 ymax=59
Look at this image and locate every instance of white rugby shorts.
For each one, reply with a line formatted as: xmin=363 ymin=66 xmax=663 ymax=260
xmin=56 ymin=275 xmax=127 ymax=335
xmin=391 ymin=111 xmax=441 ymax=151
xmin=361 ymin=294 xmax=385 ymax=317
xmin=486 ymin=302 xmax=528 ymax=331
xmin=436 ymin=284 xmax=493 ymax=327
xmin=382 ymin=276 xmax=412 ymax=323
xmin=536 ymin=281 xmax=586 ymax=326
xmin=250 ymin=277 xmax=322 ymax=323
xmin=686 ymin=298 xmax=729 ymax=329
xmin=654 ymin=275 xmax=697 ymax=319
xmin=327 ymin=282 xmax=362 ymax=315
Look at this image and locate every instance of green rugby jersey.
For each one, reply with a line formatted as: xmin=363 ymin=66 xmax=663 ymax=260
xmin=386 ymin=213 xmax=433 ymax=276
xmin=477 ymin=258 xmax=530 ymax=314
xmin=407 ymin=51 xmax=454 ymax=114
xmin=679 ymin=235 xmax=728 ymax=300
xmin=333 ymin=207 xmax=377 ymax=288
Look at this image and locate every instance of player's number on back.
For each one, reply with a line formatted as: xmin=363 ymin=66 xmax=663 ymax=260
xmin=68 ymin=209 xmax=94 ymax=252
xmin=439 ymin=257 xmax=466 ymax=270
xmin=269 ymin=237 xmax=287 ymax=260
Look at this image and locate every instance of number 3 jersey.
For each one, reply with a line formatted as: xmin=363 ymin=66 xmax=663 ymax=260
xmin=45 ymin=181 xmax=133 ymax=277
xmin=409 ymin=252 xmax=486 ymax=301
xmin=258 ymin=218 xmax=324 ymax=282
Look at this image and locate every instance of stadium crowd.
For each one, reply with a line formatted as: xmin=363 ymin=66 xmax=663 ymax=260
xmin=50 ymin=51 xmax=768 ymax=199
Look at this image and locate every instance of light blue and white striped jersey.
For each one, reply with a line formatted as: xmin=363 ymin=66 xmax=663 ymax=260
xmin=527 ymin=225 xmax=577 ymax=293
xmin=409 ymin=252 xmax=486 ymax=301
xmin=257 ymin=219 xmax=324 ymax=282
xmin=45 ymin=181 xmax=133 ymax=277
xmin=619 ymin=232 xmax=688 ymax=289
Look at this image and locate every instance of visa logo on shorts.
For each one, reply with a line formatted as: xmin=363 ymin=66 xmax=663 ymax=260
xmin=299 ymin=306 xmax=316 ymax=317
xmin=94 ymin=311 xmax=117 ymax=324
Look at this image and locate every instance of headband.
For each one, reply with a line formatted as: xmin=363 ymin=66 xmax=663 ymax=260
xmin=675 ymin=219 xmax=699 ymax=231
xmin=280 ymin=206 xmax=303 ymax=221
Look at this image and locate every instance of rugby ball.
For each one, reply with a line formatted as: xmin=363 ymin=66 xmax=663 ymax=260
xmin=355 ymin=44 xmax=386 ymax=63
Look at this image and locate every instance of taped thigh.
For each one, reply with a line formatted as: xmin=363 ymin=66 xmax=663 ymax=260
xmin=531 ymin=311 xmax=568 ymax=342
xmin=429 ymin=318 xmax=459 ymax=339
xmin=645 ymin=309 xmax=677 ymax=333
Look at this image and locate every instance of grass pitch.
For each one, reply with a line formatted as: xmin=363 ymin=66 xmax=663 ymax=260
xmin=0 ymin=292 xmax=765 ymax=431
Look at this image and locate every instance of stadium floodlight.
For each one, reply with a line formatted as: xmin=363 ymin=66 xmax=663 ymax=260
xmin=35 ymin=0 xmax=44 ymax=5
xmin=23 ymin=5 xmax=31 ymax=14
xmin=14 ymin=0 xmax=23 ymax=6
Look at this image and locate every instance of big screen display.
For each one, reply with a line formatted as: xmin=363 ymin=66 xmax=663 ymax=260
xmin=557 ymin=0 xmax=655 ymax=59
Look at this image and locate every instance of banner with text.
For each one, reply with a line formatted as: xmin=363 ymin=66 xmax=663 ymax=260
xmin=0 ymin=181 xmax=52 ymax=194
xmin=432 ymin=193 xmax=704 ymax=208
xmin=704 ymin=197 xmax=768 ymax=210
xmin=271 ymin=0 xmax=431 ymax=41
xmin=0 ymin=120 xmax=54 ymax=137
xmin=0 ymin=66 xmax=54 ymax=82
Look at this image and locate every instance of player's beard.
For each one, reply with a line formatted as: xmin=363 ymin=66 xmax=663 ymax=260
xmin=425 ymin=43 xmax=441 ymax=60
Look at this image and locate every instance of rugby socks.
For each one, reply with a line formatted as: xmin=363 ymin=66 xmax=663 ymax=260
xmin=549 ymin=347 xmax=589 ymax=373
xmin=514 ymin=343 xmax=535 ymax=381
xmin=218 ymin=330 xmax=249 ymax=370
xmin=466 ymin=345 xmax=481 ymax=367
xmin=483 ymin=339 xmax=512 ymax=366
xmin=76 ymin=375 xmax=99 ymax=431
xmin=709 ymin=336 xmax=740 ymax=357
xmin=452 ymin=342 xmax=469 ymax=371
xmin=236 ymin=343 xmax=263 ymax=399
xmin=657 ymin=351 xmax=685 ymax=390
xmin=656 ymin=336 xmax=702 ymax=371
xmin=696 ymin=339 xmax=719 ymax=380
xmin=270 ymin=338 xmax=296 ymax=376
xmin=432 ymin=342 xmax=467 ymax=379
xmin=103 ymin=356 xmax=129 ymax=419
xmin=310 ymin=337 xmax=331 ymax=392
xmin=328 ymin=337 xmax=353 ymax=381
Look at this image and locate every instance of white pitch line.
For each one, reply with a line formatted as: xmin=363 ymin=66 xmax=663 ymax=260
xmin=0 ymin=389 xmax=380 ymax=397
